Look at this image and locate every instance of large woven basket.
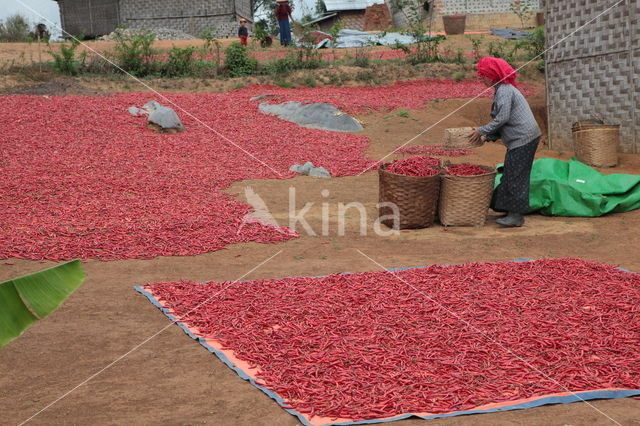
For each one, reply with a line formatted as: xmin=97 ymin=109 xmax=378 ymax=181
xmin=572 ymin=121 xmax=619 ymax=168
xmin=442 ymin=15 xmax=466 ymax=35
xmin=378 ymin=165 xmax=441 ymax=229
xmin=438 ymin=166 xmax=496 ymax=226
xmin=443 ymin=127 xmax=481 ymax=150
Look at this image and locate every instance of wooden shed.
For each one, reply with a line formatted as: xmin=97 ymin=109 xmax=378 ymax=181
xmin=55 ymin=0 xmax=120 ymax=38
xmin=544 ymin=0 xmax=639 ymax=153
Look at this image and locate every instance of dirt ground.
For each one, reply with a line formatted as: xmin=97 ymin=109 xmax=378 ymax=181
xmin=1 ymin=51 xmax=640 ymax=426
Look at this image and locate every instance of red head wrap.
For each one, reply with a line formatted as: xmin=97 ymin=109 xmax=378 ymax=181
xmin=476 ymin=57 xmax=518 ymax=85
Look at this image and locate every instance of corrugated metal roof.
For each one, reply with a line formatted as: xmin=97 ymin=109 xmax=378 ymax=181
xmin=323 ymin=0 xmax=383 ymax=12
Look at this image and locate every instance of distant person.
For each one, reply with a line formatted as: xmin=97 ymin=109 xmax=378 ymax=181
xmin=275 ymin=0 xmax=294 ymax=46
xmin=238 ymin=18 xmax=249 ymax=46
xmin=469 ymin=57 xmax=542 ymax=228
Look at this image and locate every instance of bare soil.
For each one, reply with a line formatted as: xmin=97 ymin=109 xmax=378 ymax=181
xmin=1 ymin=44 xmax=639 ymax=426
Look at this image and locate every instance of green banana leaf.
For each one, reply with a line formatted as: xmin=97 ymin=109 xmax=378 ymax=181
xmin=0 ymin=260 xmax=85 ymax=347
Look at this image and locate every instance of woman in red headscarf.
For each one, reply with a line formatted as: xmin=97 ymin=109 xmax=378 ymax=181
xmin=469 ymin=57 xmax=541 ymax=227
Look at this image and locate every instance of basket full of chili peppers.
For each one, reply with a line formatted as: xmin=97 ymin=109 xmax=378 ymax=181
xmin=378 ymin=156 xmax=442 ymax=229
xmin=439 ymin=163 xmax=497 ymax=226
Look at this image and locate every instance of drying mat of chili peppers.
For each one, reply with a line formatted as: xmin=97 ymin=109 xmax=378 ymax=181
xmin=135 ymin=258 xmax=640 ymax=426
xmin=0 ymin=80 xmax=538 ymax=261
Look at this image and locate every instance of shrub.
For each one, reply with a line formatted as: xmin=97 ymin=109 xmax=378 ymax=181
xmin=467 ymin=35 xmax=484 ymax=63
xmin=0 ymin=14 xmax=31 ymax=42
xmin=224 ymin=42 xmax=257 ymax=77
xmin=162 ymin=46 xmax=197 ymax=77
xmin=48 ymin=39 xmax=87 ymax=75
xmin=352 ymin=47 xmax=370 ymax=67
xmin=264 ymin=49 xmax=322 ymax=75
xmin=200 ymin=26 xmax=222 ymax=74
xmin=110 ymin=28 xmax=156 ymax=76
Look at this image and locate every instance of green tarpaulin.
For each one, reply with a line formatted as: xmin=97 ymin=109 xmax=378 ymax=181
xmin=496 ymin=158 xmax=640 ymax=217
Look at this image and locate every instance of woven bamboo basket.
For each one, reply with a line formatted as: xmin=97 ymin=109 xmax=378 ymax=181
xmin=378 ymin=165 xmax=441 ymax=229
xmin=438 ymin=165 xmax=496 ymax=226
xmin=443 ymin=127 xmax=482 ymax=150
xmin=572 ymin=121 xmax=619 ymax=168
xmin=442 ymin=15 xmax=466 ymax=35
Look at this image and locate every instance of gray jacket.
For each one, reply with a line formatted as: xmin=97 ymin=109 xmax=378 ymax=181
xmin=478 ymin=83 xmax=541 ymax=150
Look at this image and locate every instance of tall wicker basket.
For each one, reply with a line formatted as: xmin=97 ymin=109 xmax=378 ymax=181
xmin=442 ymin=15 xmax=466 ymax=35
xmin=572 ymin=121 xmax=619 ymax=168
xmin=378 ymin=165 xmax=441 ymax=229
xmin=438 ymin=166 xmax=496 ymax=226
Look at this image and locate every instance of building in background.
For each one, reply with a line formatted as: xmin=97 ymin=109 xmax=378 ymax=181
xmin=391 ymin=0 xmax=541 ymax=31
xmin=307 ymin=0 xmax=387 ymax=32
xmin=544 ymin=0 xmax=638 ymax=153
xmin=54 ymin=0 xmax=252 ymax=38
xmin=54 ymin=0 xmax=119 ymax=37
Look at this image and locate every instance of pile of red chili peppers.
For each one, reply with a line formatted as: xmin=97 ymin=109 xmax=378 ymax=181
xmin=396 ymin=145 xmax=472 ymax=157
xmin=144 ymin=258 xmax=640 ymax=421
xmin=386 ymin=156 xmax=440 ymax=177
xmin=0 ymin=81 xmax=533 ymax=260
xmin=445 ymin=163 xmax=488 ymax=176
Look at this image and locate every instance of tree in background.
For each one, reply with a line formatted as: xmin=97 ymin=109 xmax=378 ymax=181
xmin=0 ymin=14 xmax=31 ymax=42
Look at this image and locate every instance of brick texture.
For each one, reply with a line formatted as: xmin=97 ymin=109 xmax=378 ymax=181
xmin=364 ymin=3 xmax=393 ymax=31
xmin=119 ymin=0 xmax=252 ymax=38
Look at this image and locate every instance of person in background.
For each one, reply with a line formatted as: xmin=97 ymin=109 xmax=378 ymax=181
xmin=238 ymin=18 xmax=249 ymax=46
xmin=469 ymin=57 xmax=542 ymax=228
xmin=275 ymin=0 xmax=294 ymax=46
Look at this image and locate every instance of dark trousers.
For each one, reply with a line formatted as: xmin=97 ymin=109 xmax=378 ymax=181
xmin=491 ymin=137 xmax=540 ymax=214
xmin=278 ymin=19 xmax=291 ymax=46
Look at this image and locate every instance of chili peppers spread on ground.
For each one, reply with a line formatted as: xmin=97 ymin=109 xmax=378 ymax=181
xmin=445 ymin=163 xmax=488 ymax=176
xmin=395 ymin=145 xmax=472 ymax=157
xmin=386 ymin=156 xmax=440 ymax=177
xmin=144 ymin=258 xmax=640 ymax=421
xmin=0 ymin=81 xmax=533 ymax=260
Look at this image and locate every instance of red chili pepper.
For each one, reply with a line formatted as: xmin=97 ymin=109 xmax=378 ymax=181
xmin=144 ymin=258 xmax=640 ymax=421
xmin=386 ymin=156 xmax=440 ymax=177
xmin=445 ymin=163 xmax=488 ymax=176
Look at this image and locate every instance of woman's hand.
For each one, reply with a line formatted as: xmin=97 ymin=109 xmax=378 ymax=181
xmin=468 ymin=129 xmax=484 ymax=145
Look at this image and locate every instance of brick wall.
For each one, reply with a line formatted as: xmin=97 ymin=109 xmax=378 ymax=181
xmin=438 ymin=0 xmax=541 ymax=15
xmin=391 ymin=0 xmax=541 ymax=31
xmin=119 ymin=0 xmax=252 ymax=38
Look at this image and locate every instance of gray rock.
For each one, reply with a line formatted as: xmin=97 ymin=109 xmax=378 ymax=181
xmin=148 ymin=105 xmax=184 ymax=131
xmin=258 ymin=101 xmax=363 ymax=133
xmin=128 ymin=106 xmax=144 ymax=116
xmin=143 ymin=100 xmax=161 ymax=113
xmin=299 ymin=161 xmax=314 ymax=174
xmin=308 ymin=167 xmax=331 ymax=178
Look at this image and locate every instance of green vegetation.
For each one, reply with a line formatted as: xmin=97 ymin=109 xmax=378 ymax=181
xmin=162 ymin=46 xmax=197 ymax=77
xmin=224 ymin=42 xmax=258 ymax=77
xmin=510 ymin=0 xmax=535 ymax=29
xmin=110 ymin=28 xmax=156 ymax=76
xmin=0 ymin=14 xmax=30 ymax=42
xmin=48 ymin=38 xmax=87 ymax=75
xmin=0 ymin=260 xmax=86 ymax=347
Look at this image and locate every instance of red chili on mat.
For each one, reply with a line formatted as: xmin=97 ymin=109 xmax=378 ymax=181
xmin=445 ymin=163 xmax=487 ymax=176
xmin=386 ymin=156 xmax=440 ymax=177
xmin=144 ymin=258 xmax=640 ymax=422
xmin=0 ymin=80 xmax=536 ymax=260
